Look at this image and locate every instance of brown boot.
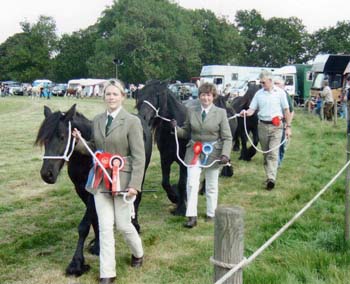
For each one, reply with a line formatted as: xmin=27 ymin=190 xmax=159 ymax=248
xmin=183 ymin=217 xmax=197 ymax=228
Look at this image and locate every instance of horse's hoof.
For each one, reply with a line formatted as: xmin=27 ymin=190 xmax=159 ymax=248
xmin=171 ymin=206 xmax=186 ymax=216
xmin=65 ymin=261 xmax=90 ymax=277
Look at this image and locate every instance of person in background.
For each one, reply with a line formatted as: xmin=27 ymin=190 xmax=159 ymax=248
xmin=240 ymin=70 xmax=291 ymax=190
xmin=273 ymin=77 xmax=294 ymax=166
xmin=321 ymin=80 xmax=334 ymax=121
xmin=171 ymin=82 xmax=232 ymax=228
xmin=72 ymin=79 xmax=145 ymax=284
xmin=340 ymin=77 xmax=350 ymax=119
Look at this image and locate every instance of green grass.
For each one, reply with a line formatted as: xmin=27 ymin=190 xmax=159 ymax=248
xmin=1 ymin=96 xmax=350 ymax=283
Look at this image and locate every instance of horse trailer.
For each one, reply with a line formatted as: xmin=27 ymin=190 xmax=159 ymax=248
xmin=310 ymin=54 xmax=350 ymax=101
xmin=200 ymin=65 xmax=277 ymax=94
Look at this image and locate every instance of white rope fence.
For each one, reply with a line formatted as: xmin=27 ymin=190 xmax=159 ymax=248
xmin=214 ymin=159 xmax=350 ymax=284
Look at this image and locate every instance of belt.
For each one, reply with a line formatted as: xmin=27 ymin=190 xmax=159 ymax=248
xmin=259 ymin=120 xmax=273 ymax=124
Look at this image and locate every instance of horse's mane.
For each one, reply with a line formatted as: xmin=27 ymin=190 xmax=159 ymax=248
xmin=35 ymin=111 xmax=91 ymax=147
xmin=233 ymin=84 xmax=260 ymax=111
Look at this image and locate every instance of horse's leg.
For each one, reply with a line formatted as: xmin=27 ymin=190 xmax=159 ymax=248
xmin=87 ymin=197 xmax=99 ymax=255
xmin=65 ymin=210 xmax=91 ymax=276
xmin=132 ymin=192 xmax=142 ymax=233
xmin=161 ymin=158 xmax=178 ymax=204
xmin=172 ymin=163 xmax=187 ymax=216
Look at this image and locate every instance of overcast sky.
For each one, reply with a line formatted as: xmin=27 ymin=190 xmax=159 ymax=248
xmin=1 ymin=0 xmax=348 ymax=44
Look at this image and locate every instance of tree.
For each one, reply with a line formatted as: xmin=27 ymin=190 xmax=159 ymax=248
xmin=0 ymin=16 xmax=58 ymax=82
xmin=52 ymin=27 xmax=98 ymax=82
xmin=310 ymin=21 xmax=350 ymax=55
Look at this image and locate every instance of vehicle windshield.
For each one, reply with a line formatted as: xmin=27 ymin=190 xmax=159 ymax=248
xmin=312 ymin=73 xmax=325 ymax=89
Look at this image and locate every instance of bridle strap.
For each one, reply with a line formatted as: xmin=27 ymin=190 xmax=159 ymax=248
xmin=143 ymin=100 xmax=171 ymax=122
xmin=42 ymin=121 xmax=76 ymax=161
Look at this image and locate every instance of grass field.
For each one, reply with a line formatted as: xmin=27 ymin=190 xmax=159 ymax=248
xmin=1 ymin=96 xmax=350 ymax=284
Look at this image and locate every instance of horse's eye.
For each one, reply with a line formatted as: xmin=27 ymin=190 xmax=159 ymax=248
xmin=59 ymin=134 xmax=65 ymax=141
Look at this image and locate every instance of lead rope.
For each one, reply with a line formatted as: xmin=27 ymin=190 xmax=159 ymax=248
xmin=241 ymin=110 xmax=287 ymax=154
xmin=43 ymin=121 xmax=76 ymax=161
xmin=143 ymin=100 xmax=230 ymax=168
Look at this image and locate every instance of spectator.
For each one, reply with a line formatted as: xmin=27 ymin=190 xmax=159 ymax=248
xmin=273 ymin=77 xmax=294 ymax=166
xmin=321 ymin=80 xmax=334 ymax=121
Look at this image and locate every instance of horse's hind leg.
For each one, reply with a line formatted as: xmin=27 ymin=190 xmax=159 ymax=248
xmin=87 ymin=198 xmax=99 ymax=255
xmin=132 ymin=192 xmax=142 ymax=233
xmin=66 ymin=210 xmax=91 ymax=276
xmin=161 ymin=159 xmax=178 ymax=204
xmin=172 ymin=163 xmax=187 ymax=216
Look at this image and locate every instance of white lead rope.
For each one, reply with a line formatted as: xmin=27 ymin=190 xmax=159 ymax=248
xmin=143 ymin=100 xmax=230 ymax=168
xmin=242 ymin=111 xmax=287 ymax=154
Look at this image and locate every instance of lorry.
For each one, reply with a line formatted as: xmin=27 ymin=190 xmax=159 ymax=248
xmin=309 ymin=54 xmax=350 ymax=101
xmin=200 ymin=65 xmax=277 ymax=94
xmin=273 ymin=64 xmax=313 ymax=105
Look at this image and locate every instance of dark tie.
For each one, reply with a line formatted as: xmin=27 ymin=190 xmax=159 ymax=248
xmin=105 ymin=115 xmax=113 ymax=135
xmin=201 ymin=110 xmax=206 ymax=122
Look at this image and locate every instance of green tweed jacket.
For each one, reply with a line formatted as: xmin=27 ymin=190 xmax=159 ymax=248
xmin=176 ymin=104 xmax=232 ymax=168
xmin=76 ymin=107 xmax=145 ymax=193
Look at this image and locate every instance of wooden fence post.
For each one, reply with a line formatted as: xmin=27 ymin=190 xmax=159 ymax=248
xmin=345 ymin=99 xmax=350 ymax=240
xmin=213 ymin=207 xmax=244 ymax=284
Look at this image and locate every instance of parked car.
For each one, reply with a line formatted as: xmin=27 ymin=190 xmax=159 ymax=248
xmin=52 ymin=84 xmax=67 ymax=97
xmin=8 ymin=82 xmax=24 ymax=96
xmin=168 ymin=82 xmax=198 ymax=100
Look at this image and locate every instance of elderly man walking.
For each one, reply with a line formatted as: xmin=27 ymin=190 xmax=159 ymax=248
xmin=240 ymin=70 xmax=292 ymax=190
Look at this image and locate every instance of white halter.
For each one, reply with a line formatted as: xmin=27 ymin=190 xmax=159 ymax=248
xmin=42 ymin=121 xmax=76 ymax=161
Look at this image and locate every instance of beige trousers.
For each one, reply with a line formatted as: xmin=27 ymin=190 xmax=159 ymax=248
xmin=94 ymin=191 xmax=143 ymax=278
xmin=258 ymin=123 xmax=283 ymax=181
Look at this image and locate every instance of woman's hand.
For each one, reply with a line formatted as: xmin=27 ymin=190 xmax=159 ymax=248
xmin=126 ymin=187 xmax=138 ymax=197
xmin=219 ymin=155 xmax=230 ymax=164
xmin=170 ymin=119 xmax=177 ymax=128
xmin=72 ymin=128 xmax=81 ymax=143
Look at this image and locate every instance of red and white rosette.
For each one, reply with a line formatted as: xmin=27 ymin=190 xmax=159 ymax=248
xmin=191 ymin=142 xmax=203 ymax=165
xmin=110 ymin=155 xmax=125 ymax=196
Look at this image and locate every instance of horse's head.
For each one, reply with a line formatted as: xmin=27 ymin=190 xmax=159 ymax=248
xmin=35 ymin=104 xmax=78 ymax=184
xmin=135 ymin=80 xmax=170 ymax=122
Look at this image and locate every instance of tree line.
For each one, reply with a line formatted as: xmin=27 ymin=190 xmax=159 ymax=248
xmin=1 ymin=0 xmax=350 ymax=84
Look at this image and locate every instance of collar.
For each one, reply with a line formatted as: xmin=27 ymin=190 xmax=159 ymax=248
xmin=107 ymin=106 xmax=122 ymax=119
xmin=201 ymin=104 xmax=213 ymax=114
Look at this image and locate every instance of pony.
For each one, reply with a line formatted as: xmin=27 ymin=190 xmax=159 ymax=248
xmin=230 ymin=84 xmax=260 ymax=161
xmin=35 ymin=104 xmax=152 ymax=276
xmin=135 ymin=80 xmax=236 ymax=215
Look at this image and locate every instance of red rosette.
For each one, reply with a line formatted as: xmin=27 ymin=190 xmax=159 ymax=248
xmin=190 ymin=142 xmax=203 ymax=165
xmin=272 ymin=116 xmax=281 ymax=127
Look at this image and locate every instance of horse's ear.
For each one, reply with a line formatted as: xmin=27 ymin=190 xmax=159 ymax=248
xmin=64 ymin=104 xmax=77 ymax=121
xmin=44 ymin=105 xmax=52 ymax=118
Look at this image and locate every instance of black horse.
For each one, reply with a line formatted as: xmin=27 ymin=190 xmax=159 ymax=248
xmin=35 ymin=104 xmax=152 ymax=276
xmin=231 ymin=84 xmax=260 ymax=161
xmin=135 ymin=81 xmax=235 ymax=215
xmin=136 ymin=81 xmax=188 ymax=215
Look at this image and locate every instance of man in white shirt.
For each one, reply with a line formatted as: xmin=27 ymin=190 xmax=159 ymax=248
xmin=240 ymin=70 xmax=292 ymax=190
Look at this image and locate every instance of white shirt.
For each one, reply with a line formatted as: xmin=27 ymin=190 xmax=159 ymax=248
xmin=106 ymin=106 xmax=122 ymax=123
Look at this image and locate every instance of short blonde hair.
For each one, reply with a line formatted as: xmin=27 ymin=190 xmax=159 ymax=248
xmin=199 ymin=82 xmax=218 ymax=98
xmin=103 ymin=79 xmax=125 ymax=98
xmin=259 ymin=70 xmax=273 ymax=81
